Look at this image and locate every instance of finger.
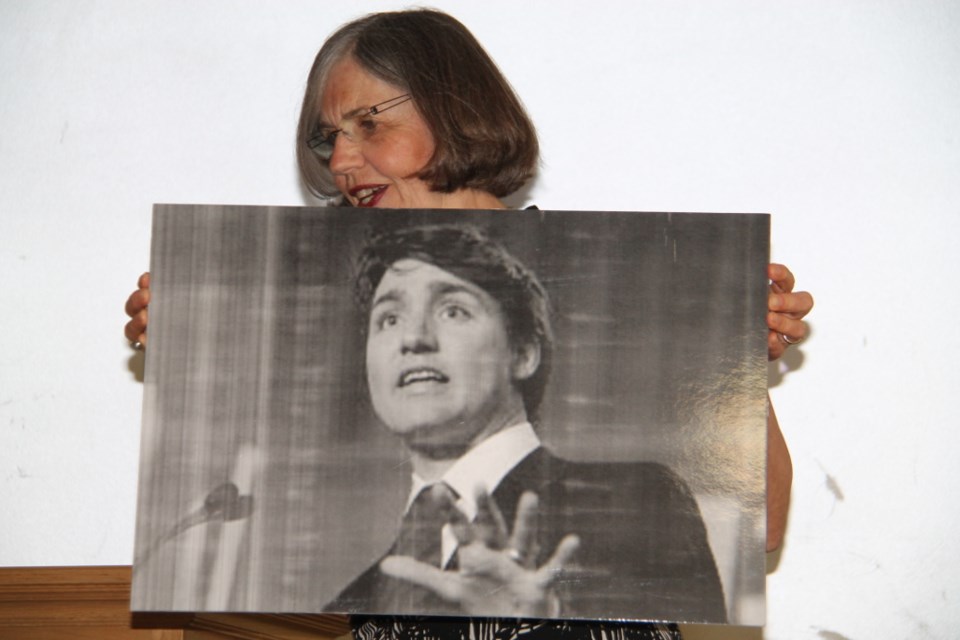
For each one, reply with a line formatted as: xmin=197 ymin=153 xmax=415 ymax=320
xmin=767 ymin=331 xmax=786 ymax=362
xmin=768 ymin=291 xmax=814 ymax=318
xmin=124 ymin=288 xmax=151 ymax=318
xmin=458 ymin=538 xmax=517 ymax=570
xmin=771 ymin=313 xmax=809 ymax=340
xmin=767 ymin=311 xmax=808 ymax=339
xmin=507 ymin=491 xmax=540 ymax=569
xmin=379 ymin=555 xmax=461 ymax=601
xmin=448 ymin=503 xmax=475 ymax=545
xmin=535 ymin=534 xmax=580 ymax=587
xmin=473 ymin=487 xmax=509 ymax=549
xmin=768 ymin=263 xmax=795 ymax=294
xmin=124 ymin=309 xmax=148 ymax=345
xmin=138 ymin=272 xmax=151 ymax=289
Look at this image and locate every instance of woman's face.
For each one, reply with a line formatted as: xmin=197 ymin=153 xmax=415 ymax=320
xmin=319 ymin=57 xmax=442 ymax=208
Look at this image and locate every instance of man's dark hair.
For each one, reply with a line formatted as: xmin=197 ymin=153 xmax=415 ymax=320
xmin=297 ymin=9 xmax=539 ymax=199
xmin=355 ymin=223 xmax=553 ymax=423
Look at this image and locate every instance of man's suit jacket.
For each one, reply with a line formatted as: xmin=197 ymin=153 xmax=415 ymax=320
xmin=326 ymin=447 xmax=727 ymax=623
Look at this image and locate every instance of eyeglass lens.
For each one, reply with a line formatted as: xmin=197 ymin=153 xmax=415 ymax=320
xmin=309 ymin=94 xmax=412 ymax=160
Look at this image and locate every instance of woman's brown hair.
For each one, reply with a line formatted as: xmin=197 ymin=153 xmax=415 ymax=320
xmin=296 ymin=9 xmax=538 ymax=199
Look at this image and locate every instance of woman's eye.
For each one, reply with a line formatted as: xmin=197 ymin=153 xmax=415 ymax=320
xmin=357 ymin=117 xmax=377 ymax=135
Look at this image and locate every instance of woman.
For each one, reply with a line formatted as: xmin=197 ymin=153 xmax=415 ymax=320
xmin=125 ymin=9 xmax=812 ymax=639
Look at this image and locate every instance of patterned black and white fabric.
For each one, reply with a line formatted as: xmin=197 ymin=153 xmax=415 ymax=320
xmin=351 ymin=616 xmax=682 ymax=640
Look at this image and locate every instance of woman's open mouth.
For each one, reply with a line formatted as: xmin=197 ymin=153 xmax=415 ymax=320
xmin=350 ymin=185 xmax=388 ymax=207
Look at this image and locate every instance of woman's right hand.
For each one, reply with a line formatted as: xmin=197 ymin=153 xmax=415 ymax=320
xmin=124 ymin=272 xmax=151 ymax=348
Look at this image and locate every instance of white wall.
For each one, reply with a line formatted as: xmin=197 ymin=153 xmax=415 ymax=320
xmin=2 ymin=1 xmax=958 ymax=637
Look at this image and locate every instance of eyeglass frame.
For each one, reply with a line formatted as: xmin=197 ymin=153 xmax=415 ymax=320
xmin=307 ymin=94 xmax=413 ymax=161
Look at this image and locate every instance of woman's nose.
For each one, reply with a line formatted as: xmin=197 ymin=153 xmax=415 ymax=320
xmin=328 ymin=133 xmax=364 ymax=174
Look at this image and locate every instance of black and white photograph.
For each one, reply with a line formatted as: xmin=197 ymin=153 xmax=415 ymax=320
xmin=132 ymin=205 xmax=770 ymax=626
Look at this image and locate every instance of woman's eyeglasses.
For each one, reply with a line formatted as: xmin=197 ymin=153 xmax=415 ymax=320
xmin=307 ymin=94 xmax=412 ymax=161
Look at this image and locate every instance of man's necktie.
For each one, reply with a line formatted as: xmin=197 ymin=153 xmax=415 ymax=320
xmin=392 ymin=482 xmax=456 ymax=567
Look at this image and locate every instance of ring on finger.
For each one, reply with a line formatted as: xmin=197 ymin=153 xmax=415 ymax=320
xmin=505 ymin=547 xmax=525 ymax=564
xmin=130 ymin=340 xmax=144 ymax=351
xmin=778 ymin=333 xmax=801 ymax=345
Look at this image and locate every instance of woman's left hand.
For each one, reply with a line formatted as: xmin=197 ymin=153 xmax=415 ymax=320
xmin=767 ymin=263 xmax=814 ymax=361
xmin=379 ymin=489 xmax=580 ymax=617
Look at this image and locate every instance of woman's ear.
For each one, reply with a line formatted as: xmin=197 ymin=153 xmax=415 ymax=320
xmin=512 ymin=340 xmax=541 ymax=382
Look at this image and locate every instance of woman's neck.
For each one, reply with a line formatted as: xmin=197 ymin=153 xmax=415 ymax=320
xmin=435 ymin=188 xmax=506 ymax=210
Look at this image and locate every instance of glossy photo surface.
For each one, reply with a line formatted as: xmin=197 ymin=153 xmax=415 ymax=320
xmin=132 ymin=205 xmax=769 ymax=624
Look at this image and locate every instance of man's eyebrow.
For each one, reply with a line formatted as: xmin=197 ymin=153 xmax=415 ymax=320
xmin=372 ymin=281 xmax=486 ymax=307
xmin=370 ymin=288 xmax=403 ymax=310
xmin=430 ymin=281 xmax=488 ymax=306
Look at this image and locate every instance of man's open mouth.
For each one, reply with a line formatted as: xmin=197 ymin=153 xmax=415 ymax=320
xmin=398 ymin=367 xmax=449 ymax=387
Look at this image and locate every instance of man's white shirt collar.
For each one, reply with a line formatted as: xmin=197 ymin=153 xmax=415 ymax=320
xmin=406 ymin=421 xmax=541 ymax=567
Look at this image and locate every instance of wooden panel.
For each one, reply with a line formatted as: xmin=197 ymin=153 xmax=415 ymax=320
xmin=183 ymin=614 xmax=352 ymax=639
xmin=0 ymin=566 xmax=145 ymax=629
xmin=0 ymin=566 xmax=351 ymax=639
xmin=2 ymin=629 xmax=183 ymax=640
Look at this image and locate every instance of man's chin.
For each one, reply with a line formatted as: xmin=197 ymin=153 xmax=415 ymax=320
xmin=405 ymin=440 xmax=471 ymax=461
xmin=383 ymin=418 xmax=472 ymax=460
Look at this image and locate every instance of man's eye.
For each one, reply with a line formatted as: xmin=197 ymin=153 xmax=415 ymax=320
xmin=440 ymin=305 xmax=470 ymax=321
xmin=375 ymin=312 xmax=399 ymax=330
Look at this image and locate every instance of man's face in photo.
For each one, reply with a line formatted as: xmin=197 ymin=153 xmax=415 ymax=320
xmin=365 ymin=258 xmax=531 ymax=453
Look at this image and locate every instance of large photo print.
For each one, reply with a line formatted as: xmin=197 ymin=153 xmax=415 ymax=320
xmin=132 ymin=205 xmax=770 ymax=625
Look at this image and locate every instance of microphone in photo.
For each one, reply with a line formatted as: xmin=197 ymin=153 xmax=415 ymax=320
xmin=135 ymin=482 xmax=254 ymax=569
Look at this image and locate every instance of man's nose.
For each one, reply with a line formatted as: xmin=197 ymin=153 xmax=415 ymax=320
xmin=401 ymin=313 xmax=438 ymax=354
